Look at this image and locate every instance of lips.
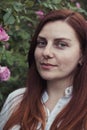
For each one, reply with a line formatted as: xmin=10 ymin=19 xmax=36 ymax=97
xmin=40 ymin=62 xmax=57 ymax=69
xmin=41 ymin=63 xmax=56 ymax=66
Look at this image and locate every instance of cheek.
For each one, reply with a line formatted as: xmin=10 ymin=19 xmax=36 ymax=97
xmin=62 ymin=48 xmax=81 ymax=63
xmin=34 ymin=48 xmax=41 ymax=62
xmin=60 ymin=53 xmax=80 ymax=69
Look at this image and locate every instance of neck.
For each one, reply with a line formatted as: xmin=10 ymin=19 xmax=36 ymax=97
xmin=44 ymin=78 xmax=73 ymax=112
xmin=47 ymin=78 xmax=73 ymax=99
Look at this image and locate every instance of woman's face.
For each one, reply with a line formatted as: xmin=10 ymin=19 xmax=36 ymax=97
xmin=34 ymin=21 xmax=82 ymax=83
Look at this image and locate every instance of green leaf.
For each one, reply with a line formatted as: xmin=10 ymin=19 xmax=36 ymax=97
xmin=20 ymin=16 xmax=34 ymax=23
xmin=13 ymin=2 xmax=24 ymax=12
xmin=25 ymin=0 xmax=34 ymax=7
xmin=18 ymin=30 xmax=29 ymax=39
xmin=3 ymin=51 xmax=15 ymax=65
xmin=0 ymin=92 xmax=3 ymax=101
xmin=52 ymin=0 xmax=62 ymax=4
xmin=3 ymin=11 xmax=16 ymax=25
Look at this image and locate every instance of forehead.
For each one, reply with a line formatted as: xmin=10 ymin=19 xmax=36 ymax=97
xmin=38 ymin=21 xmax=78 ymax=40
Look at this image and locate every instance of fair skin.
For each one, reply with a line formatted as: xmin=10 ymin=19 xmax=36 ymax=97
xmin=34 ymin=21 xmax=82 ymax=111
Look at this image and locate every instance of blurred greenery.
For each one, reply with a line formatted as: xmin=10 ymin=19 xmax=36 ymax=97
xmin=0 ymin=0 xmax=87 ymax=109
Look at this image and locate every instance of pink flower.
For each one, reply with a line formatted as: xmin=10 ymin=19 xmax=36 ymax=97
xmin=0 ymin=26 xmax=9 ymax=42
xmin=0 ymin=66 xmax=11 ymax=81
xmin=35 ymin=10 xmax=44 ymax=19
xmin=76 ymin=2 xmax=81 ymax=8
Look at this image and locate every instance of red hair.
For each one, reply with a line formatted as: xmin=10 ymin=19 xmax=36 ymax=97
xmin=4 ymin=9 xmax=87 ymax=130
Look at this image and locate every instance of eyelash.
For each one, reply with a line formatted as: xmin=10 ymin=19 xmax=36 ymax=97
xmin=36 ymin=40 xmax=68 ymax=49
xmin=37 ymin=41 xmax=46 ymax=47
xmin=55 ymin=41 xmax=68 ymax=49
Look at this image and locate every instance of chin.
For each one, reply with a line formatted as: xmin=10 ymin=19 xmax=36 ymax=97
xmin=40 ymin=74 xmax=54 ymax=80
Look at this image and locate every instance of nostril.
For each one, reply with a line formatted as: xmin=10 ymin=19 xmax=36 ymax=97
xmin=43 ymin=55 xmax=51 ymax=59
xmin=42 ymin=49 xmax=53 ymax=59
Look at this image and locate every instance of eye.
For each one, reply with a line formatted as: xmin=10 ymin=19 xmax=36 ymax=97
xmin=55 ymin=41 xmax=68 ymax=49
xmin=36 ymin=40 xmax=46 ymax=47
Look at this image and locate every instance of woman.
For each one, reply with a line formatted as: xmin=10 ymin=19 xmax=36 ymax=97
xmin=0 ymin=9 xmax=87 ymax=130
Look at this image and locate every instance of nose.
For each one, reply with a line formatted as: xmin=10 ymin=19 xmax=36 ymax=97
xmin=42 ymin=44 xmax=53 ymax=58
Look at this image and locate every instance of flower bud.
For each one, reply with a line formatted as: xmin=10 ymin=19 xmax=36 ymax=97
xmin=76 ymin=2 xmax=81 ymax=8
xmin=35 ymin=10 xmax=44 ymax=19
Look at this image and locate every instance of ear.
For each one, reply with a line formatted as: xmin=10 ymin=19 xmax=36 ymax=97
xmin=78 ymin=60 xmax=83 ymax=66
xmin=78 ymin=53 xmax=83 ymax=66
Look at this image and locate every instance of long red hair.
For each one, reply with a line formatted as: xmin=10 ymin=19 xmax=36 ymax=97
xmin=4 ymin=9 xmax=87 ymax=130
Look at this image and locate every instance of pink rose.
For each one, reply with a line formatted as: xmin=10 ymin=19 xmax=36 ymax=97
xmin=35 ymin=10 xmax=44 ymax=19
xmin=76 ymin=2 xmax=81 ymax=8
xmin=0 ymin=26 xmax=9 ymax=42
xmin=0 ymin=66 xmax=11 ymax=81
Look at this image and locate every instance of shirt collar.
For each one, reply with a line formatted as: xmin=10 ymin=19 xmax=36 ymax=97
xmin=41 ymin=86 xmax=73 ymax=103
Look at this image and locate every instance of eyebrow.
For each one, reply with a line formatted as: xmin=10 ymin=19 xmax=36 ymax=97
xmin=37 ymin=36 xmax=71 ymax=42
xmin=37 ymin=36 xmax=46 ymax=41
xmin=54 ymin=38 xmax=71 ymax=42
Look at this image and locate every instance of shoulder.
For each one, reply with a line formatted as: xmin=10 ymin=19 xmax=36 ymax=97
xmin=1 ymin=87 xmax=26 ymax=111
xmin=8 ymin=87 xmax=26 ymax=99
xmin=0 ymin=88 xmax=26 ymax=129
xmin=9 ymin=87 xmax=26 ymax=96
xmin=0 ymin=87 xmax=26 ymax=113
xmin=3 ymin=87 xmax=26 ymax=107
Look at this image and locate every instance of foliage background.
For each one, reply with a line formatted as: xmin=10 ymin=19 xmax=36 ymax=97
xmin=0 ymin=0 xmax=87 ymax=109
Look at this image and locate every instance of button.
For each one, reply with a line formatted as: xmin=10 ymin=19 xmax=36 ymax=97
xmin=65 ymin=86 xmax=73 ymax=97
